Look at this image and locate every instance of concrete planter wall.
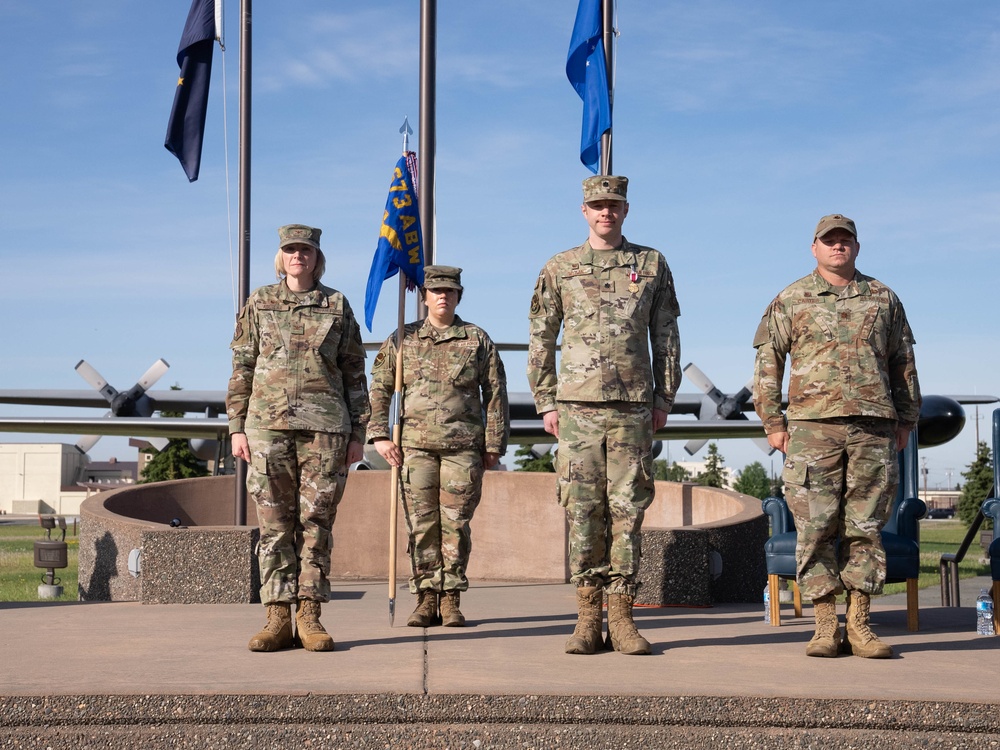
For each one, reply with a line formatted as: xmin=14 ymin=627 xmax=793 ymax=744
xmin=79 ymin=473 xmax=766 ymax=606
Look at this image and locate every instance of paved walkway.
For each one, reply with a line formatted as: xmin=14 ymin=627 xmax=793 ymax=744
xmin=1 ymin=576 xmax=996 ymax=701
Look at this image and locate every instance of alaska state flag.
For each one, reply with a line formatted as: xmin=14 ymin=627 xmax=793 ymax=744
xmin=364 ymin=154 xmax=425 ymax=331
xmin=164 ymin=0 xmax=215 ymax=182
xmin=566 ymin=0 xmax=611 ymax=173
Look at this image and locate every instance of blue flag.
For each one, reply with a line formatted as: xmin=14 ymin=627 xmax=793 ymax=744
xmin=164 ymin=0 xmax=215 ymax=182
xmin=364 ymin=154 xmax=425 ymax=332
xmin=566 ymin=0 xmax=611 ymax=174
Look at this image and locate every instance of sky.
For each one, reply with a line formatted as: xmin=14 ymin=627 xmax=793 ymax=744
xmin=1 ymin=1 xmax=998 ymax=490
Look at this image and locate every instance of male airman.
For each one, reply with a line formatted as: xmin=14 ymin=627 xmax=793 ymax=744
xmin=753 ymin=213 xmax=921 ymax=659
xmin=528 ymin=176 xmax=681 ymax=655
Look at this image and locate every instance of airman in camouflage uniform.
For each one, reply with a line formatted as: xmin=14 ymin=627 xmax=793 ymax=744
xmin=753 ymin=213 xmax=921 ymax=659
xmin=228 ymin=223 xmax=370 ymax=652
xmin=528 ymin=176 xmax=681 ymax=655
xmin=369 ymin=266 xmax=509 ymax=628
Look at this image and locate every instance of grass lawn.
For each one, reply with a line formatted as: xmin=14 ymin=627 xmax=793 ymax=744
xmin=0 ymin=518 xmax=991 ymax=603
xmin=0 ymin=522 xmax=79 ymax=602
xmin=880 ymin=519 xmax=991 ymax=598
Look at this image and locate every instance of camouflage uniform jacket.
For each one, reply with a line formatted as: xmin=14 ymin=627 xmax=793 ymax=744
xmin=753 ymin=270 xmax=921 ymax=435
xmin=227 ymin=280 xmax=370 ymax=443
xmin=527 ymin=237 xmax=682 ymax=413
xmin=368 ymin=316 xmax=510 ymax=454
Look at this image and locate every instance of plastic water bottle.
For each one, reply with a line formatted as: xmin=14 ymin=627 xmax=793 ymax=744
xmin=763 ymin=585 xmax=770 ymax=623
xmin=976 ymin=589 xmax=995 ymax=636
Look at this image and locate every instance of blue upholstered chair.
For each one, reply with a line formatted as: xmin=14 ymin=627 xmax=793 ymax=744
xmin=982 ymin=408 xmax=1000 ymax=633
xmin=762 ymin=433 xmax=926 ymax=630
xmin=983 ymin=497 xmax=999 ymax=633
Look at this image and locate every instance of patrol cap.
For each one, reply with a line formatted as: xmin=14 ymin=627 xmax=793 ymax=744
xmin=582 ymin=175 xmax=628 ymax=203
xmin=422 ymin=265 xmax=463 ymax=291
xmin=814 ymin=214 xmax=857 ymax=240
xmin=278 ymin=224 xmax=322 ymax=250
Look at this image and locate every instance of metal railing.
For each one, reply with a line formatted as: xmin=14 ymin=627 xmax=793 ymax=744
xmin=939 ymin=500 xmax=991 ymax=607
xmin=940 ymin=407 xmax=1000 ymax=606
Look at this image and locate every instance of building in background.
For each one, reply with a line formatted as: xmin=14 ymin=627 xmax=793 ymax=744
xmin=0 ymin=443 xmax=137 ymax=517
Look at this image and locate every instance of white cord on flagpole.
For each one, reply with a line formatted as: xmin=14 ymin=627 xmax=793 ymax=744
xmin=217 ymin=9 xmax=238 ymax=317
xmin=611 ymin=0 xmax=619 ymax=95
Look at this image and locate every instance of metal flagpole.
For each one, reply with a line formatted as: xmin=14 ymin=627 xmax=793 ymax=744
xmin=417 ymin=0 xmax=436 ymax=319
xmin=599 ymin=0 xmax=614 ymax=176
xmin=235 ymin=0 xmax=252 ymax=526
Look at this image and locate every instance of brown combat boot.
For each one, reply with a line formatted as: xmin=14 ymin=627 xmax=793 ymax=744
xmin=805 ymin=594 xmax=841 ymax=658
xmin=606 ymin=591 xmax=652 ymax=655
xmin=248 ymin=603 xmax=294 ymax=652
xmin=440 ymin=591 xmax=466 ymax=627
xmin=295 ymin=600 xmax=335 ymax=652
xmin=565 ymin=584 xmax=604 ymax=655
xmin=842 ymin=590 xmax=893 ymax=658
xmin=407 ymin=590 xmax=441 ymax=627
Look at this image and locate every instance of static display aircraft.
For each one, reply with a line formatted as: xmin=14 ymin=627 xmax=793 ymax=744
xmin=0 ymin=358 xmax=990 ymax=464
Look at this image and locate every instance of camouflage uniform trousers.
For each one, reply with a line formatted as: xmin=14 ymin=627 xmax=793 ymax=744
xmin=783 ymin=418 xmax=899 ymax=600
xmin=400 ymin=447 xmax=485 ymax=594
xmin=555 ymin=402 xmax=654 ymax=594
xmin=245 ymin=428 xmax=349 ymax=605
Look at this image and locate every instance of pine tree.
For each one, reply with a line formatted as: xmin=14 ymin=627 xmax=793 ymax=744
xmin=513 ymin=444 xmax=555 ymax=472
xmin=695 ymin=443 xmax=727 ymax=488
xmin=139 ymin=384 xmax=209 ymax=483
xmin=733 ymin=461 xmax=771 ymax=499
xmin=957 ymin=441 xmax=993 ymax=527
xmin=140 ymin=440 xmax=209 ymax=483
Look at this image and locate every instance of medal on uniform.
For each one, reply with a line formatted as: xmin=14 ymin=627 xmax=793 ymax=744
xmin=628 ymin=265 xmax=639 ymax=294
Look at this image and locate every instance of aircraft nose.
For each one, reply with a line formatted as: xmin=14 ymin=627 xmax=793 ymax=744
xmin=917 ymin=395 xmax=966 ymax=447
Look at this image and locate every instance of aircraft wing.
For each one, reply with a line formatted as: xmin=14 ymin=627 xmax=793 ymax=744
xmin=941 ymin=395 xmax=1000 ymax=405
xmin=0 ymin=389 xmax=226 ymax=414
xmin=509 ymin=419 xmax=766 ymax=444
xmin=0 ymin=417 xmax=230 ymax=440
xmin=0 ymin=415 xmax=764 ymax=445
xmin=0 ymin=390 xmax=116 ymax=409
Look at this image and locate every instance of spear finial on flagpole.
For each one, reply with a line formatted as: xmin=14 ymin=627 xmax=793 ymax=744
xmin=399 ymin=116 xmax=413 ymax=155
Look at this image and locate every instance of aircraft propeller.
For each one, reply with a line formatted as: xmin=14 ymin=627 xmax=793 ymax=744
xmin=682 ymin=363 xmax=774 ymax=456
xmin=73 ymin=359 xmax=171 ymax=454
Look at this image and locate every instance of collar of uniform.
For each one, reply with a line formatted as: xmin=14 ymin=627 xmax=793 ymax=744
xmin=580 ymin=237 xmax=636 ymax=268
xmin=278 ymin=279 xmax=328 ymax=306
xmin=417 ymin=314 xmax=467 ymax=341
xmin=809 ymin=269 xmax=869 ymax=298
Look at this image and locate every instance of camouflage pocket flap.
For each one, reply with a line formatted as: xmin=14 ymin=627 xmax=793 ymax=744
xmin=782 ymin=460 xmax=807 ymax=488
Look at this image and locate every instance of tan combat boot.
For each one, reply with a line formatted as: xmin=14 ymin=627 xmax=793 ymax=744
xmin=440 ymin=591 xmax=466 ymax=627
xmin=805 ymin=594 xmax=841 ymax=658
xmin=565 ymin=583 xmax=604 ymax=655
xmin=295 ymin=600 xmax=335 ymax=651
xmin=606 ymin=591 xmax=652 ymax=655
xmin=248 ymin=603 xmax=294 ymax=652
xmin=407 ymin=590 xmax=440 ymax=627
xmin=842 ymin=590 xmax=893 ymax=658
